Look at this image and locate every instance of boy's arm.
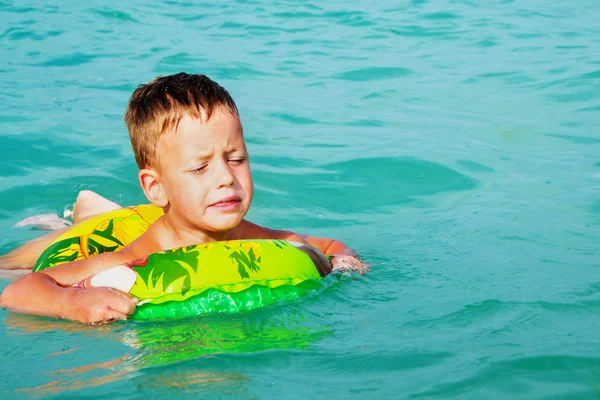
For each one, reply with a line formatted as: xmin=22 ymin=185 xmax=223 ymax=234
xmin=253 ymin=224 xmax=351 ymax=256
xmin=0 ymin=251 xmax=138 ymax=324
xmin=262 ymin=228 xmax=369 ymax=274
xmin=294 ymin=235 xmax=356 ymax=257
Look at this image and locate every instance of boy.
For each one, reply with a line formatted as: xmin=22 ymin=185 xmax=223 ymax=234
xmin=0 ymin=73 xmax=368 ymax=325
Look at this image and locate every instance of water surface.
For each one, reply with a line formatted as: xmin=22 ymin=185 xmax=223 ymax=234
xmin=1 ymin=0 xmax=599 ymax=398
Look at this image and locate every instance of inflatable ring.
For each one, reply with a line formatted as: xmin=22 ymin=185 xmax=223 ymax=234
xmin=32 ymin=205 xmax=332 ymax=320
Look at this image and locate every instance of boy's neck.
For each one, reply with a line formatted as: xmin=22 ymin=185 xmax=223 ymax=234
xmin=156 ymin=215 xmax=241 ymax=250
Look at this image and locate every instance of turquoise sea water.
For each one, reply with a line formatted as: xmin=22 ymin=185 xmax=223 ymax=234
xmin=1 ymin=0 xmax=599 ymax=398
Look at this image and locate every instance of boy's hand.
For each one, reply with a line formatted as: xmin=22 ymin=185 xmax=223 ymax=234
xmin=64 ymin=287 xmax=138 ymax=325
xmin=331 ymin=255 xmax=370 ymax=275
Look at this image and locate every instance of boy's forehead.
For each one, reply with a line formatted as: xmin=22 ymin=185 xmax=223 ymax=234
xmin=177 ymin=109 xmax=241 ymax=132
xmin=160 ymin=110 xmax=244 ymax=148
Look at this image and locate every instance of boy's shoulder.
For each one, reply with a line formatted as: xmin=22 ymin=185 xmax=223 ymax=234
xmin=236 ymin=220 xmax=302 ymax=242
xmin=124 ymin=224 xmax=164 ymax=258
xmin=123 ymin=218 xmax=302 ymax=252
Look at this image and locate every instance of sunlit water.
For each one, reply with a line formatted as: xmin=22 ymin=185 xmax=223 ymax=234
xmin=1 ymin=0 xmax=599 ymax=398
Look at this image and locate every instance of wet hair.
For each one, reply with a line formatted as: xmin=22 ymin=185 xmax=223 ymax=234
xmin=124 ymin=72 xmax=238 ymax=169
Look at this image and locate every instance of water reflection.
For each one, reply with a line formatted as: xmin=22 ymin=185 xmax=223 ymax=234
xmin=4 ymin=307 xmax=331 ymax=395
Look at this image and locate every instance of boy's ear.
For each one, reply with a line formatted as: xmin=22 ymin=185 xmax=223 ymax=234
xmin=139 ymin=168 xmax=168 ymax=208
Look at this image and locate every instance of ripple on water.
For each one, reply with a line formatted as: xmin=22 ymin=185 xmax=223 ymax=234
xmin=331 ymin=67 xmax=413 ymax=81
xmin=316 ymin=350 xmax=455 ymax=373
xmin=545 ymin=134 xmax=600 ymax=145
xmin=0 ymin=136 xmax=76 ymax=178
xmin=342 ymin=119 xmax=387 ymax=127
xmin=405 ymin=298 xmax=600 ymax=337
xmin=581 ymin=69 xmax=600 ymax=80
xmin=421 ymin=12 xmax=462 ymax=20
xmin=0 ymin=27 xmax=63 ymax=41
xmin=547 ymin=90 xmax=598 ymax=103
xmin=153 ymin=52 xmax=207 ymax=72
xmin=32 ymin=52 xmax=98 ymax=67
xmin=253 ymin=156 xmax=478 ymax=214
xmin=576 ymin=104 xmax=600 ymax=112
xmin=387 ymin=25 xmax=464 ymax=39
xmin=463 ymin=71 xmax=537 ymax=86
xmin=588 ymin=200 xmax=600 ymax=216
xmin=93 ymin=9 xmax=139 ymax=23
xmin=268 ymin=112 xmax=320 ymax=125
xmin=81 ymin=83 xmax=137 ymax=93
xmin=412 ymin=355 xmax=600 ymax=399
xmin=456 ymin=160 xmax=495 ymax=173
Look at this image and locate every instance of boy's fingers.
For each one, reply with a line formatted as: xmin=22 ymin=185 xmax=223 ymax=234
xmin=106 ymin=290 xmax=138 ymax=315
xmin=109 ymin=299 xmax=137 ymax=316
xmin=91 ymin=310 xmax=128 ymax=325
xmin=106 ymin=310 xmax=129 ymax=321
xmin=107 ymin=287 xmax=139 ymax=304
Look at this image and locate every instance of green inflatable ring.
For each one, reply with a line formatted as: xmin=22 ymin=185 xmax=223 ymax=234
xmin=34 ymin=239 xmax=332 ymax=320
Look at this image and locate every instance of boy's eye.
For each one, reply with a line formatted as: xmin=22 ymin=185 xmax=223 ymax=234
xmin=190 ymin=165 xmax=207 ymax=174
xmin=229 ymin=158 xmax=246 ymax=165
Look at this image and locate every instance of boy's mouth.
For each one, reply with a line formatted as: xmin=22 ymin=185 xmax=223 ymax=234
xmin=209 ymin=196 xmax=241 ymax=211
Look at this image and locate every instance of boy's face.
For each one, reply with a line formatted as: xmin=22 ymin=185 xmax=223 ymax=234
xmin=155 ymin=108 xmax=253 ymax=234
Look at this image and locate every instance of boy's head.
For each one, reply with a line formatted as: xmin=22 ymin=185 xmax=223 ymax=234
xmin=125 ymin=72 xmax=238 ymax=170
xmin=125 ymin=73 xmax=253 ymax=235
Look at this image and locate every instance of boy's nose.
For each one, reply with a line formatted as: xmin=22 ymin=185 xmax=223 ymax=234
xmin=215 ymin=161 xmax=236 ymax=188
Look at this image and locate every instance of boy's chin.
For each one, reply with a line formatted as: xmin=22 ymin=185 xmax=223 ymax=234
xmin=205 ymin=216 xmax=244 ymax=233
